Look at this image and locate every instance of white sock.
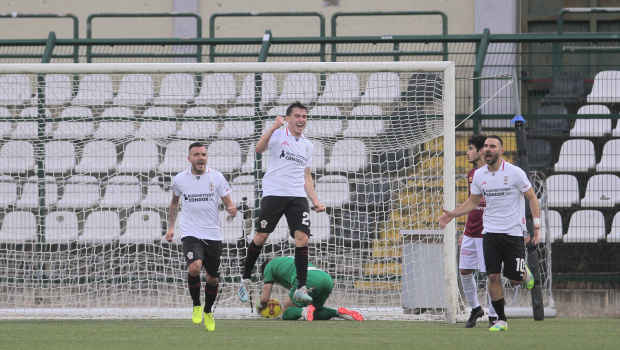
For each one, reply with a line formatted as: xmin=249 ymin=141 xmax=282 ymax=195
xmin=488 ymin=291 xmax=497 ymax=317
xmin=461 ymin=273 xmax=480 ymax=309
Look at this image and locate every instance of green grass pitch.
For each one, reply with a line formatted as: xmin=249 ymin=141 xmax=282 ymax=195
xmin=1 ymin=318 xmax=619 ymax=350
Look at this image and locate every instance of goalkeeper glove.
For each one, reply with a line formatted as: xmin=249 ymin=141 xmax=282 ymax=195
xmin=255 ymin=300 xmax=266 ymax=312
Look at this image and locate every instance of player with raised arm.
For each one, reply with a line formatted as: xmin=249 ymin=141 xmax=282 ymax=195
xmin=238 ymin=101 xmax=326 ymax=305
xmin=165 ymin=142 xmax=237 ymax=332
xmin=459 ymin=134 xmax=498 ymax=328
xmin=439 ymin=136 xmax=539 ymax=331
xmin=256 ymin=257 xmax=363 ymax=321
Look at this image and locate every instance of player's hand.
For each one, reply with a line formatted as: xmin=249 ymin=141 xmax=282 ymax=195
xmin=529 ymin=223 xmax=540 ymax=245
xmin=255 ymin=300 xmax=266 ymax=312
xmin=272 ymin=115 xmax=285 ymax=130
xmin=437 ymin=209 xmax=454 ymax=229
xmin=313 ymin=202 xmax=326 ymax=213
xmin=227 ymin=205 xmax=237 ymax=217
xmin=164 ymin=229 xmax=174 ymax=243
xmin=458 ymin=234 xmax=464 ymax=246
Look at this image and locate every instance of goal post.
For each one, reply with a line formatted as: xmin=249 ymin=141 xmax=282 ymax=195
xmin=0 ymin=61 xmax=459 ymax=321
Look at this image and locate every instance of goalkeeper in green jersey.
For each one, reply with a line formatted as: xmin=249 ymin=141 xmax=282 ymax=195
xmin=256 ymin=256 xmax=364 ymax=321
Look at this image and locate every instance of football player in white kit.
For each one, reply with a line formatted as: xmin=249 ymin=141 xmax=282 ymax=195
xmin=238 ymin=102 xmax=326 ymax=305
xmin=165 ymin=142 xmax=237 ymax=331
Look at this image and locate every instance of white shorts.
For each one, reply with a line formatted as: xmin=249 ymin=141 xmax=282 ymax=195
xmin=459 ymin=235 xmax=486 ymax=272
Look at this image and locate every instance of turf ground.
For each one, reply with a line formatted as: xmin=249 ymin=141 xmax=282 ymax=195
xmin=1 ymin=318 xmax=618 ymax=350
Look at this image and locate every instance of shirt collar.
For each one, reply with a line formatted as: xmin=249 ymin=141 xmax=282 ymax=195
xmin=483 ymin=158 xmax=504 ymax=173
xmin=285 ymin=127 xmax=304 ymax=139
xmin=186 ymin=165 xmax=210 ymax=175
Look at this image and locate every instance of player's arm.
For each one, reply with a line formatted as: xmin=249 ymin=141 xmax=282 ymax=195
xmin=438 ymin=194 xmax=482 ymax=229
xmin=164 ymin=194 xmax=181 ymax=243
xmin=523 ymin=187 xmax=541 ymax=245
xmin=256 ymin=282 xmax=274 ymax=311
xmin=255 ymin=116 xmax=285 ymax=154
xmin=220 ymin=194 xmax=237 ymax=217
xmin=304 ymin=167 xmax=325 ymax=213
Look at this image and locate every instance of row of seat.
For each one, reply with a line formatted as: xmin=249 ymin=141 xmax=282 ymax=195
xmin=0 ymin=72 xmax=440 ymax=106
xmin=548 ymin=174 xmax=620 ymax=208
xmin=0 ymin=210 xmax=331 ymax=244
xmin=554 ymin=139 xmax=620 ymax=172
xmin=543 ymin=209 xmax=620 ymax=243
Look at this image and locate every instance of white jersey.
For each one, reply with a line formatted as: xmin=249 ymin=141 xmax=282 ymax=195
xmin=470 ymin=158 xmax=532 ymax=237
xmin=261 ymin=128 xmax=314 ymax=197
xmin=171 ymin=166 xmax=232 ymax=241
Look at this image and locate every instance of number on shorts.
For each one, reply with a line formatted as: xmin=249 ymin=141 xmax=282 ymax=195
xmin=515 ymin=258 xmax=525 ymax=272
xmin=302 ymin=212 xmax=310 ymax=226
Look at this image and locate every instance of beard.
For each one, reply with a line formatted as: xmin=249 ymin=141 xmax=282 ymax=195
xmin=485 ymin=152 xmax=500 ymax=165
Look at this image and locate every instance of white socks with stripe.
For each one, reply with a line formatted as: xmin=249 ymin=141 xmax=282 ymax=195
xmin=460 ymin=273 xmax=480 ymax=309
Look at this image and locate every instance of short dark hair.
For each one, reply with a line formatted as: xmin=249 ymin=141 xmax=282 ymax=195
xmin=468 ymin=134 xmax=487 ymax=152
xmin=259 ymin=258 xmax=272 ymax=279
xmin=286 ymin=101 xmax=308 ymax=117
xmin=486 ymin=135 xmax=503 ymax=147
xmin=188 ymin=142 xmax=206 ymax=153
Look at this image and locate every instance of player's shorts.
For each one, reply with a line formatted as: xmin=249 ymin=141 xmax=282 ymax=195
xmin=483 ymin=232 xmax=526 ymax=281
xmin=289 ymin=268 xmax=333 ymax=308
xmin=256 ymin=196 xmax=311 ymax=238
xmin=181 ymin=236 xmax=222 ymax=278
xmin=459 ymin=235 xmax=486 ymax=273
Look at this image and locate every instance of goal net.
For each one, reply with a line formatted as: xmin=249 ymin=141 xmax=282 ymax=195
xmin=0 ymin=62 xmax=463 ymax=321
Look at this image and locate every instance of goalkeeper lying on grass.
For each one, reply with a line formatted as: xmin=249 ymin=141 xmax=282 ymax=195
xmin=256 ymin=256 xmax=364 ymax=321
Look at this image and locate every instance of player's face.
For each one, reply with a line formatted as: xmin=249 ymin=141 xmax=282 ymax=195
xmin=188 ymin=146 xmax=207 ymax=174
xmin=483 ymin=138 xmax=504 ymax=166
xmin=466 ymin=144 xmax=482 ymax=164
xmin=285 ymin=107 xmax=308 ymax=136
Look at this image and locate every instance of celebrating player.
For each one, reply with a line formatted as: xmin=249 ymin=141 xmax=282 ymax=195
xmin=438 ymin=135 xmax=539 ymax=331
xmin=459 ymin=134 xmax=498 ymax=328
xmin=238 ymin=102 xmax=326 ymax=305
xmin=165 ymin=142 xmax=237 ymax=332
xmin=257 ymin=257 xmax=363 ymax=321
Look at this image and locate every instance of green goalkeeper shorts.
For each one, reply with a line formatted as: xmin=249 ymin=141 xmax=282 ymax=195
xmin=289 ymin=270 xmax=334 ymax=308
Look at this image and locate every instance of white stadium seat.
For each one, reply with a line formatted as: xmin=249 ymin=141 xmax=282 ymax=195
xmin=267 ymin=106 xmax=287 ymax=117
xmin=546 ymin=175 xmax=580 ymax=207
xmin=0 ymin=211 xmax=37 ymax=243
xmin=587 ymin=70 xmax=620 ymax=103
xmin=13 ymin=107 xmax=53 ymax=139
xmin=597 ymin=140 xmax=620 ymax=172
xmin=73 ymin=74 xmax=113 ymax=106
xmin=325 ymin=139 xmax=367 ymax=173
xmin=580 ymin=174 xmax=620 ymax=207
xmin=195 ymin=73 xmax=236 ymax=105
xmin=74 ymin=140 xmax=117 ymax=173
xmin=565 ymin=210 xmax=606 ymax=243
xmin=608 ymin=213 xmax=620 ymax=243
xmin=158 ymin=140 xmax=193 ymax=173
xmin=540 ymin=210 xmax=563 ymax=243
xmin=94 ymin=107 xmax=136 ymax=139
xmin=0 ymin=107 xmax=11 ymax=137
xmin=240 ymin=143 xmax=267 ymax=173
xmin=142 ymin=176 xmax=174 ymax=209
xmin=207 ymin=140 xmax=242 ymax=173
xmin=79 ymin=211 xmax=121 ymax=244
xmin=113 ymin=74 xmax=154 ymax=106
xmin=317 ymin=73 xmax=360 ymax=104
xmin=315 ymin=175 xmax=350 ymax=207
xmin=554 ymin=139 xmax=596 ymax=172
xmin=237 ymin=73 xmax=277 ymax=105
xmin=309 ymin=139 xmax=325 ymax=172
xmin=306 ymin=106 xmax=343 ymax=138
xmin=219 ymin=211 xmax=244 ymax=243
xmin=34 ymin=74 xmax=72 ymax=106
xmin=45 ymin=141 xmax=76 ymax=173
xmin=309 ymin=211 xmax=331 ymax=242
xmin=360 ymin=72 xmax=400 ymax=104
xmin=45 ymin=211 xmax=79 ymax=244
xmin=231 ymin=183 xmax=256 ymax=208
xmin=153 ymin=73 xmax=195 ymax=105
xmin=343 ymin=120 xmax=386 ymax=138
xmin=57 ymin=175 xmax=100 ymax=209
xmin=54 ymin=107 xmax=94 ymax=139
xmin=99 ymin=176 xmax=142 ymax=209
xmin=0 ymin=141 xmax=35 ymax=174
xmin=220 ymin=107 xmax=255 ymax=138
xmin=277 ymin=73 xmax=318 ymax=104
xmin=117 ymin=140 xmax=159 ymax=173
xmin=136 ymin=107 xmax=177 ymax=139
xmin=0 ymin=74 xmax=31 ymax=105
xmin=120 ymin=211 xmax=163 ymax=244
xmin=570 ymin=105 xmax=611 ymax=137
xmin=0 ymin=175 xmax=18 ymax=208
xmin=179 ymin=107 xmax=219 ymax=138
xmin=16 ymin=176 xmax=58 ymax=209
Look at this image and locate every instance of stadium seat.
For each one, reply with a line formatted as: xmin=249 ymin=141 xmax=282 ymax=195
xmin=565 ymin=210 xmax=606 ymax=243
xmin=57 ymin=175 xmax=100 ymax=209
xmin=352 ymin=179 xmax=392 ymax=211
xmin=158 ymin=140 xmax=193 ymax=173
xmin=32 ymin=74 xmax=72 ymax=106
xmin=0 ymin=211 xmax=37 ymax=243
xmin=113 ymin=74 xmax=154 ymax=106
xmin=309 ymin=211 xmax=331 ymax=242
xmin=546 ymin=175 xmax=580 ymax=207
xmin=317 ymin=73 xmax=360 ymax=104
xmin=608 ymin=212 xmax=620 ymax=243
xmin=45 ymin=141 xmax=76 ymax=173
xmin=0 ymin=74 xmax=30 ymax=105
xmin=325 ymin=139 xmax=367 ymax=172
xmin=587 ymin=70 xmax=620 ymax=103
xmin=195 ymin=73 xmax=236 ymax=105
xmin=596 ymin=140 xmax=620 ymax=172
xmin=120 ymin=211 xmax=163 ymax=244
xmin=360 ymin=72 xmax=400 ymax=104
xmin=262 ymin=119 xmax=288 ymax=134
xmin=94 ymin=107 xmax=136 ymax=139
xmin=386 ymin=106 xmax=426 ymax=139
xmin=306 ymin=106 xmax=343 ymax=138
xmin=0 ymin=141 xmax=35 ymax=174
xmin=236 ymin=73 xmax=277 ymax=105
xmin=142 ymin=176 xmax=173 ymax=209
xmin=343 ymin=118 xmax=385 ymax=138
xmin=219 ymin=211 xmax=244 ymax=243
xmin=240 ymin=143 xmax=267 ymax=173
xmin=277 ymin=73 xmax=318 ymax=104
xmin=72 ymin=74 xmax=113 ymax=106
xmin=580 ymin=174 xmax=620 ymax=207
xmin=402 ymin=72 xmax=443 ymax=103
xmin=45 ymin=211 xmax=79 ymax=244
xmin=527 ymin=139 xmax=553 ymax=171
xmin=0 ymin=175 xmax=18 ymax=208
xmin=153 ymin=73 xmax=195 ymax=105
xmin=544 ymin=71 xmax=586 ymax=104
xmin=74 ymin=140 xmax=117 ymax=173
xmin=267 ymin=106 xmax=287 ymax=117
xmin=308 ymin=139 xmax=326 ymax=172
xmin=79 ymin=211 xmax=121 ymax=244
xmin=554 ymin=139 xmax=596 ymax=172
xmin=611 ymin=122 xmax=620 ymax=137
xmin=315 ymin=175 xmax=350 ymax=207
xmin=117 ymin=140 xmax=159 ymax=173
xmin=351 ymin=105 xmax=383 ymax=117
xmin=178 ymin=107 xmax=219 ymax=138
xmin=530 ymin=105 xmax=570 ymax=136
xmin=219 ymin=107 xmax=255 ymax=138
xmin=136 ymin=107 xmax=178 ymax=138
xmin=541 ymin=210 xmax=564 ymax=242
xmin=207 ymin=140 xmax=242 ymax=173
xmin=16 ymin=176 xmax=58 ymax=208
xmin=13 ymin=107 xmax=53 ymax=139
xmin=368 ymin=149 xmax=410 ymax=173
xmin=0 ymin=107 xmax=11 ymax=137
xmin=99 ymin=176 xmax=142 ymax=209
xmin=54 ymin=107 xmax=95 ymax=139
xmin=570 ymin=105 xmax=611 ymax=137
xmin=334 ymin=210 xmax=374 ymax=241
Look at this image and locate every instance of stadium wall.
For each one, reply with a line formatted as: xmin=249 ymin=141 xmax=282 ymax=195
xmin=555 ymin=290 xmax=620 ymax=318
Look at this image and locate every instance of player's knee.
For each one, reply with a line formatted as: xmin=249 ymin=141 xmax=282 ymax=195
xmin=460 ymin=269 xmax=473 ymax=275
xmin=294 ymin=231 xmax=309 ymax=246
xmin=254 ymin=232 xmax=269 ymax=245
xmin=188 ymin=261 xmax=202 ymax=276
xmin=488 ymin=273 xmax=501 ymax=284
xmin=205 ymin=275 xmax=218 ymax=286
